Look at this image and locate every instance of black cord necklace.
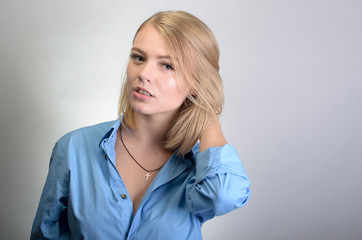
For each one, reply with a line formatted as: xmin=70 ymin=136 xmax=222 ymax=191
xmin=119 ymin=127 xmax=164 ymax=181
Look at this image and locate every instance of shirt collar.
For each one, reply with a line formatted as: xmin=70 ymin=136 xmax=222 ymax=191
xmin=98 ymin=117 xmax=195 ymax=171
xmin=98 ymin=118 xmax=122 ymax=148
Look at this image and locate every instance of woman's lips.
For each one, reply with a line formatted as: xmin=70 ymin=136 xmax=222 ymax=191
xmin=133 ymin=87 xmax=153 ymax=99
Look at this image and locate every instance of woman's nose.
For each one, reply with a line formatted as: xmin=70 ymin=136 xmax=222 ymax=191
xmin=139 ymin=62 xmax=155 ymax=83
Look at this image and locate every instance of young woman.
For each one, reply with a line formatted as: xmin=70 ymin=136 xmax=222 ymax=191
xmin=31 ymin=11 xmax=251 ymax=239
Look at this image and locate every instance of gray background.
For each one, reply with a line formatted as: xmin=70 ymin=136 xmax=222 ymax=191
xmin=1 ymin=0 xmax=361 ymax=239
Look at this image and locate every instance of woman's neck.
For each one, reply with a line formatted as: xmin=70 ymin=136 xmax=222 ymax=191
xmin=123 ymin=112 xmax=174 ymax=150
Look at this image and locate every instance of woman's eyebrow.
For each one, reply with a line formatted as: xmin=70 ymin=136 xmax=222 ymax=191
xmin=131 ymin=47 xmax=145 ymax=55
xmin=131 ymin=47 xmax=171 ymax=60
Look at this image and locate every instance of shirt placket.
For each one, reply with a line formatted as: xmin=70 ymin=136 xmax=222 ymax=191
xmin=102 ymin=133 xmax=134 ymax=238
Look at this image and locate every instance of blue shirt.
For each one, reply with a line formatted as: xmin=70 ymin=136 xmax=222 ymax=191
xmin=31 ymin=119 xmax=251 ymax=240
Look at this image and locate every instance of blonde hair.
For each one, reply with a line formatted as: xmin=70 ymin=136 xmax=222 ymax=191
xmin=118 ymin=11 xmax=224 ymax=155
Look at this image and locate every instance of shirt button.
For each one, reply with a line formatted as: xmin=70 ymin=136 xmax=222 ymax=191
xmin=121 ymin=194 xmax=127 ymax=199
xmin=105 ymin=155 xmax=109 ymax=160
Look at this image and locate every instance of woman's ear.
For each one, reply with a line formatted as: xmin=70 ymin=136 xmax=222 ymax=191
xmin=190 ymin=88 xmax=197 ymax=97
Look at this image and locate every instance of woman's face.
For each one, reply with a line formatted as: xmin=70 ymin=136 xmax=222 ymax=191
xmin=126 ymin=25 xmax=190 ymax=119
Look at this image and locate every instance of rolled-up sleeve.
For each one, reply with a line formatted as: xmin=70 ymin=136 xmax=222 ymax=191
xmin=186 ymin=144 xmax=251 ymax=222
xmin=31 ymin=141 xmax=70 ymax=239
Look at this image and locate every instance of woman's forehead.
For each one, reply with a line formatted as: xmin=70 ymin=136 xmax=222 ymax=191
xmin=133 ymin=25 xmax=170 ymax=56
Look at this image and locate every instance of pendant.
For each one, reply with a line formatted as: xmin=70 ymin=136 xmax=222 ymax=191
xmin=145 ymin=172 xmax=151 ymax=181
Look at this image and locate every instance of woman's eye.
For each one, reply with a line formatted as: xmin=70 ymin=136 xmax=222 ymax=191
xmin=162 ymin=63 xmax=174 ymax=71
xmin=131 ymin=54 xmax=144 ymax=62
